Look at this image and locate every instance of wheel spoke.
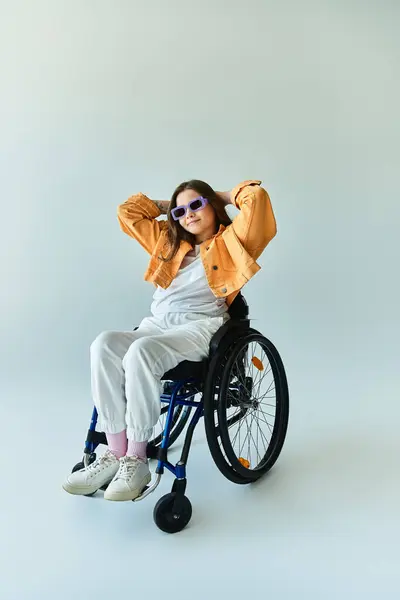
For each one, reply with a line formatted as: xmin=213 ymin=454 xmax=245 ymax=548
xmin=205 ymin=330 xmax=288 ymax=484
xmin=218 ymin=335 xmax=283 ymax=472
xmin=253 ymin=411 xmax=272 ymax=444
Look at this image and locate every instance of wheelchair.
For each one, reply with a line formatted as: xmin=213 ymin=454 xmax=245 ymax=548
xmin=71 ymin=292 xmax=289 ymax=533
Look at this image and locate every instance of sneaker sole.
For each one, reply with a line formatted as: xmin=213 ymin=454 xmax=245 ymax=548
xmin=62 ymin=477 xmax=114 ymax=496
xmin=103 ymin=473 xmax=152 ymax=502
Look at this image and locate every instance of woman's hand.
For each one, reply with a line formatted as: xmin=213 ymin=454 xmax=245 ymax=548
xmin=152 ymin=200 xmax=170 ymax=214
xmin=216 ymin=190 xmax=232 ymax=206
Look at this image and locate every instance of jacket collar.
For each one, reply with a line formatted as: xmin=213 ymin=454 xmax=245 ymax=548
xmin=193 ymin=223 xmax=226 ymax=247
xmin=162 ymin=223 xmax=227 ymax=257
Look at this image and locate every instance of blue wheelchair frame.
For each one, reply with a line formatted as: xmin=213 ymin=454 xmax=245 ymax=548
xmin=84 ymin=377 xmax=205 ymax=488
xmin=82 ymin=292 xmax=250 ymax=502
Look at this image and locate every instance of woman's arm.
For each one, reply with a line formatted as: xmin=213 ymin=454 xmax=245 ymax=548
xmin=216 ymin=190 xmax=232 ymax=206
xmin=152 ymin=200 xmax=170 ymax=214
xmin=219 ymin=180 xmax=277 ymax=259
xmin=117 ymin=193 xmax=169 ymax=255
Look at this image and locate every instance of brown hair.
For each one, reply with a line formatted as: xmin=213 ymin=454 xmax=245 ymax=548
xmin=159 ymin=179 xmax=232 ymax=262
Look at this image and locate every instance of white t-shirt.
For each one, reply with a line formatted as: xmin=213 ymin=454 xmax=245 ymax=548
xmin=150 ymin=244 xmax=229 ymax=318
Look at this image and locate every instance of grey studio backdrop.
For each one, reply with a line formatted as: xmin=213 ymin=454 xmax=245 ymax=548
xmin=1 ymin=1 xmax=399 ymax=599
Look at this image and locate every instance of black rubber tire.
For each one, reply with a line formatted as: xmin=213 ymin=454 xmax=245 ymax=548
xmin=71 ymin=453 xmax=97 ymax=497
xmin=218 ymin=331 xmax=289 ymax=481
xmin=153 ymin=493 xmax=192 ymax=533
xmin=204 ymin=329 xmax=289 ymax=483
xmin=150 ymin=404 xmax=192 ymax=448
xmin=203 ymin=351 xmax=250 ymax=485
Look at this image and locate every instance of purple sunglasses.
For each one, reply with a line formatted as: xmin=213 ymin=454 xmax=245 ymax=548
xmin=171 ymin=196 xmax=209 ymax=221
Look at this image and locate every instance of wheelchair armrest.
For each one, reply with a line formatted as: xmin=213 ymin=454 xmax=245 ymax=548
xmin=209 ymin=318 xmax=250 ymax=357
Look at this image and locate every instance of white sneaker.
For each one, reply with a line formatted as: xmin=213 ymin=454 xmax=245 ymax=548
xmin=104 ymin=456 xmax=151 ymax=501
xmin=63 ymin=449 xmax=120 ymax=496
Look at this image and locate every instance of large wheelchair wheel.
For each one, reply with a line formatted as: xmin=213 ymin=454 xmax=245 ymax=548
xmin=204 ymin=329 xmax=289 ymax=483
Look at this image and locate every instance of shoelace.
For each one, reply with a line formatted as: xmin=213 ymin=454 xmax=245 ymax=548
xmin=87 ymin=450 xmax=116 ymax=475
xmin=115 ymin=456 xmax=140 ymax=481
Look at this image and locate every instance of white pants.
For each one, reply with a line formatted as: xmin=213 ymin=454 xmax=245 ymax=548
xmin=90 ymin=312 xmax=230 ymax=442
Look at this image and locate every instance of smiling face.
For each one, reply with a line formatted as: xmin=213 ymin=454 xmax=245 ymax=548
xmin=176 ymin=188 xmax=218 ymax=244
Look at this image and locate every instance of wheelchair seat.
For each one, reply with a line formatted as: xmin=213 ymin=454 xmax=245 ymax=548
xmin=161 ymin=291 xmax=250 ymax=382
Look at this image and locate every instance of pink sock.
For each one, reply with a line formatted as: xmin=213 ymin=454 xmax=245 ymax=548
xmin=106 ymin=430 xmax=127 ymax=459
xmin=127 ymin=440 xmax=148 ymax=462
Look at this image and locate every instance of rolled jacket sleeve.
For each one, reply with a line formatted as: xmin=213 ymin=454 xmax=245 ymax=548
xmin=117 ymin=193 xmax=168 ymax=255
xmin=229 ymin=180 xmax=277 ymax=255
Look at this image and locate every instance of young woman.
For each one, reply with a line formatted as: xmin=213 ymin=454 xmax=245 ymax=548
xmin=63 ymin=179 xmax=276 ymax=501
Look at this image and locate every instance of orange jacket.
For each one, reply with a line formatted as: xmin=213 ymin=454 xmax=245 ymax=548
xmin=117 ymin=180 xmax=277 ymax=307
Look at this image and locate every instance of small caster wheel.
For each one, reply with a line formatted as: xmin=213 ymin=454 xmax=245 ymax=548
xmin=71 ymin=453 xmax=97 ymax=497
xmin=153 ymin=492 xmax=192 ymax=533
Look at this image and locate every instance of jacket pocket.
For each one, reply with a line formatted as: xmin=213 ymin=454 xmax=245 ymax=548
xmin=215 ymin=240 xmax=238 ymax=272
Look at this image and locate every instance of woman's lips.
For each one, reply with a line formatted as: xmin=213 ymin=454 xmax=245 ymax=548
xmin=187 ymin=220 xmax=199 ymax=226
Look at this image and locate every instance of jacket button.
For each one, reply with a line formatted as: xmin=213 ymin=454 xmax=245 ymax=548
xmin=212 ymin=265 xmax=218 ymax=270
xmin=221 ymin=287 xmax=227 ymax=293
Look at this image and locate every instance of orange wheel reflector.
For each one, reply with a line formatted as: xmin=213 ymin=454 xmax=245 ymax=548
xmin=238 ymin=457 xmax=250 ymax=469
xmin=251 ymin=356 xmax=264 ymax=371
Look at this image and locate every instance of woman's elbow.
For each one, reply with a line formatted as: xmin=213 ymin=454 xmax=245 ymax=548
xmin=265 ymin=220 xmax=277 ymax=246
